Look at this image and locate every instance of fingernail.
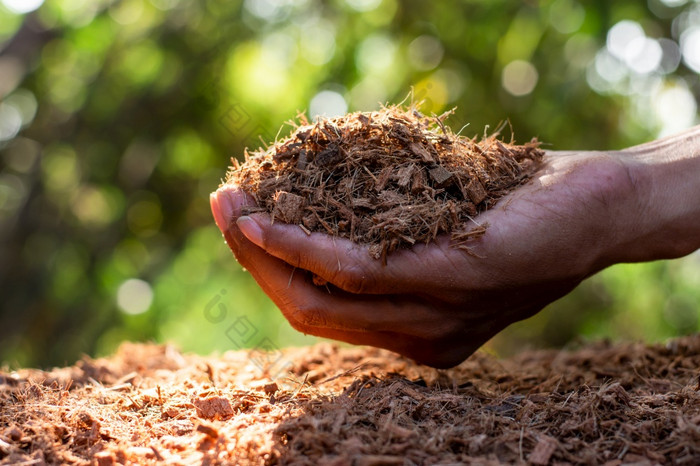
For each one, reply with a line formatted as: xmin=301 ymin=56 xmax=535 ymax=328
xmin=211 ymin=189 xmax=235 ymax=233
xmin=237 ymin=216 xmax=264 ymax=247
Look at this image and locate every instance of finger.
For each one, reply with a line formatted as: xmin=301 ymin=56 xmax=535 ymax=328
xmin=215 ymin=152 xmax=566 ymax=296
xmin=211 ymin=189 xmax=473 ymax=367
xmin=225 ymin=198 xmax=483 ymax=296
xmin=212 ymin=185 xmax=395 ymax=294
xmin=215 ymin=186 xmax=561 ymax=297
xmin=211 ymin=189 xmax=456 ymax=338
xmin=264 ymin=266 xmax=459 ymax=340
xmin=210 ymin=184 xmax=257 ymax=251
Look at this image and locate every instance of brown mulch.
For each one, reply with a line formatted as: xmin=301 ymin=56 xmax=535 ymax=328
xmin=1 ymin=336 xmax=699 ymax=465
xmin=225 ymin=106 xmax=543 ymax=261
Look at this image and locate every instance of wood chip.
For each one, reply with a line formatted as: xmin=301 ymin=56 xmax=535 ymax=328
xmin=465 ymin=178 xmax=488 ymax=205
xmin=272 ymin=191 xmax=305 ymax=224
xmin=396 ymin=164 xmax=415 ymax=188
xmin=409 ymin=142 xmax=435 ymax=163
xmin=429 ymin=165 xmax=454 ymax=188
xmin=192 ymin=396 xmax=234 ymax=420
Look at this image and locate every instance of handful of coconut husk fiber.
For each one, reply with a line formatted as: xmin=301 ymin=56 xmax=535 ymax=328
xmin=224 ymin=105 xmax=543 ymax=263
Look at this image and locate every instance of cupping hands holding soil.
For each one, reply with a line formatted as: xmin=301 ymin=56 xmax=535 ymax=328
xmin=211 ymin=127 xmax=700 ymax=368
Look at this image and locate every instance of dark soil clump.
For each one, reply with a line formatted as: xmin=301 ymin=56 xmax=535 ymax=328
xmin=224 ymin=105 xmax=543 ymax=260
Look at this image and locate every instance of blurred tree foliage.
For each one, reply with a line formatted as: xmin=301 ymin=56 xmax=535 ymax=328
xmin=0 ymin=0 xmax=699 ymax=368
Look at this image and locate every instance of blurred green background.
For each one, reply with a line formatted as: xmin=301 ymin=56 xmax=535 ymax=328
xmin=1 ymin=0 xmax=699 ymax=368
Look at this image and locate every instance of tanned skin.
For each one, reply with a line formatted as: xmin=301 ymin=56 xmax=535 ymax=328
xmin=211 ymin=126 xmax=700 ymax=368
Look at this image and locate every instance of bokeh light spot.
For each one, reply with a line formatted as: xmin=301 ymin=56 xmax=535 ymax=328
xmin=3 ymin=137 xmax=40 ymax=173
xmin=592 ymin=49 xmax=627 ymax=86
xmin=502 ymin=60 xmax=538 ymax=96
xmin=108 ymin=0 xmax=144 ymax=25
xmin=658 ymin=38 xmax=682 ymax=74
xmin=549 ymin=0 xmax=585 ymax=34
xmin=117 ymin=278 xmax=153 ymax=315
xmin=607 ymin=20 xmax=645 ymax=61
xmin=118 ymin=41 xmax=164 ymax=88
xmin=41 ymin=145 xmax=80 ymax=196
xmin=625 ymin=37 xmax=663 ymax=74
xmin=164 ymin=129 xmax=214 ymax=175
xmin=228 ymin=42 xmax=290 ymax=105
xmin=659 ymin=0 xmax=687 ymax=6
xmin=1 ymin=0 xmax=44 ymax=14
xmin=0 ymin=102 xmax=22 ymax=142
xmin=653 ymin=80 xmax=697 ymax=136
xmin=309 ymin=90 xmax=347 ymax=119
xmin=53 ymin=0 xmax=99 ymax=28
xmin=149 ymin=0 xmax=180 ymax=11
xmin=243 ymin=0 xmax=294 ymax=22
xmin=5 ymin=89 xmax=38 ymax=128
xmin=300 ymin=21 xmax=336 ymax=66
xmin=345 ymin=0 xmax=381 ymax=12
xmin=71 ymin=185 xmax=120 ymax=228
xmin=407 ymin=35 xmax=444 ymax=71
xmin=680 ymin=26 xmax=700 ymax=73
xmin=261 ymin=32 xmax=298 ymax=69
xmin=356 ymin=34 xmax=396 ymax=75
xmin=564 ymin=34 xmax=597 ymax=69
xmin=0 ymin=56 xmax=25 ymax=98
xmin=47 ymin=74 xmax=87 ymax=112
xmin=413 ymin=76 xmax=448 ymax=114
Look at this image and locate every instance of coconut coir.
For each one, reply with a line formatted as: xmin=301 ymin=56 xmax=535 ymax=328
xmin=224 ymin=105 xmax=543 ymax=260
xmin=2 ymin=337 xmax=699 ymax=464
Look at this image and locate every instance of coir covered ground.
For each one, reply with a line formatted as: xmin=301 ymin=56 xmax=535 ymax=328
xmin=1 ymin=336 xmax=699 ymax=465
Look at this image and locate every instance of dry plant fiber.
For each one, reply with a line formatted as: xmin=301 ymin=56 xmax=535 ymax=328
xmin=225 ymin=105 xmax=543 ymax=261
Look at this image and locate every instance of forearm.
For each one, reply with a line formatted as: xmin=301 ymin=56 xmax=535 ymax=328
xmin=620 ymin=126 xmax=700 ymax=262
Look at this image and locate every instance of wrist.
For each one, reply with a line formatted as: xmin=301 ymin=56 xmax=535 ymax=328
xmin=615 ymin=126 xmax=700 ymax=263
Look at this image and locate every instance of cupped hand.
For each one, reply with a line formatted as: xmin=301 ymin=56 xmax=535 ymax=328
xmin=210 ymin=150 xmax=639 ymax=368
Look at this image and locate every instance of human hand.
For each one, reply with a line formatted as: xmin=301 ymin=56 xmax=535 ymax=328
xmin=211 ymin=151 xmax=624 ymax=367
xmin=210 ymin=130 xmax=700 ymax=368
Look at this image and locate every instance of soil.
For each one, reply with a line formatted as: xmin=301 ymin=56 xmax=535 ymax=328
xmin=225 ymin=106 xmax=543 ymax=261
xmin=1 ymin=336 xmax=699 ymax=465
